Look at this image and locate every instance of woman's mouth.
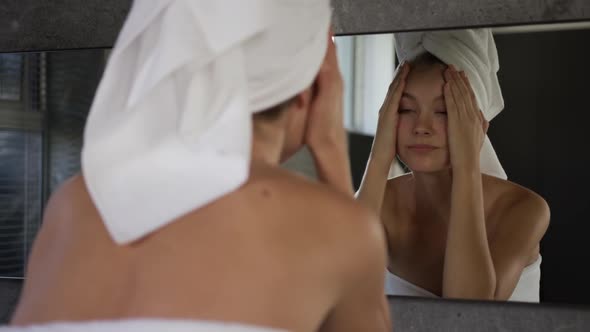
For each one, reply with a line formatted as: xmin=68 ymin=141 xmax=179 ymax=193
xmin=407 ymin=144 xmax=438 ymax=152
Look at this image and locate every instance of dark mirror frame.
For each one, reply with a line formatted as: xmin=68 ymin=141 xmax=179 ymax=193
xmin=1 ymin=0 xmax=590 ymax=331
xmin=1 ymin=0 xmax=590 ymax=52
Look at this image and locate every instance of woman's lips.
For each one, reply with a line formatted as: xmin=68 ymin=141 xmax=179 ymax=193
xmin=407 ymin=144 xmax=438 ymax=152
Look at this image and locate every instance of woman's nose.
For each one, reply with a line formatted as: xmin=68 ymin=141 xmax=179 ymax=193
xmin=413 ymin=114 xmax=433 ymax=136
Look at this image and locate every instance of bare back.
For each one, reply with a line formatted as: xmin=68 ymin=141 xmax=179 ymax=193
xmin=11 ymin=166 xmax=389 ymax=332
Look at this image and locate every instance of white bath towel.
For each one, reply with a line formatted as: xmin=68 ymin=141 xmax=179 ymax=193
xmin=0 ymin=319 xmax=284 ymax=332
xmin=81 ymin=0 xmax=331 ymax=244
xmin=385 ymin=255 xmax=542 ymax=302
xmin=394 ymin=29 xmax=507 ymax=179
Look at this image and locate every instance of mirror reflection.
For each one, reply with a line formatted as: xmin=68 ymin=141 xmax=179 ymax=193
xmin=335 ymin=23 xmax=590 ymax=305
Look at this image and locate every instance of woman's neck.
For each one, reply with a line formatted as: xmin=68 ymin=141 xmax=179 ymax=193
xmin=411 ymin=169 xmax=453 ymax=223
xmin=250 ymin=118 xmax=287 ymax=169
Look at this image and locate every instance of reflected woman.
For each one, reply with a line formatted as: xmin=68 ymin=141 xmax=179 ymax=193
xmin=356 ymin=29 xmax=549 ymax=302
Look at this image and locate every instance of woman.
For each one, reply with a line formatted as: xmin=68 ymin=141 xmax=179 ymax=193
xmin=9 ymin=1 xmax=390 ymax=332
xmin=357 ymin=29 xmax=550 ymax=302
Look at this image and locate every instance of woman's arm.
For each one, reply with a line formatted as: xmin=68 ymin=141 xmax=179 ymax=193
xmin=305 ymin=34 xmax=353 ymax=196
xmin=442 ymin=66 xmax=550 ymax=300
xmin=356 ymin=153 xmax=395 ymax=213
xmin=488 ymin=191 xmax=549 ymax=300
xmin=355 ymin=63 xmax=409 ymax=213
xmin=442 ymin=67 xmax=496 ymax=299
xmin=444 ymin=169 xmax=497 ymax=299
xmin=446 ymin=173 xmax=550 ymax=300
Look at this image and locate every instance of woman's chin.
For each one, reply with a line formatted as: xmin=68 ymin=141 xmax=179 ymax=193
xmin=404 ymin=161 xmax=449 ymax=174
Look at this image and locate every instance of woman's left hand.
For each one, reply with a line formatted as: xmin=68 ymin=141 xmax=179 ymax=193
xmin=444 ymin=65 xmax=488 ymax=174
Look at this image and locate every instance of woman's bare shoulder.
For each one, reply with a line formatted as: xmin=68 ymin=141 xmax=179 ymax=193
xmin=43 ymin=174 xmax=95 ymax=224
xmin=245 ymin=167 xmax=387 ymax=279
xmin=483 ymin=175 xmax=547 ymax=207
xmin=483 ymin=175 xmax=550 ymax=230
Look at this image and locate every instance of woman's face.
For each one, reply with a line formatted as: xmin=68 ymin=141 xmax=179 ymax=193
xmin=397 ymin=62 xmax=450 ymax=173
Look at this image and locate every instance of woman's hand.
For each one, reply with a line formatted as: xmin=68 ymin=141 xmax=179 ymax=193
xmin=370 ymin=62 xmax=410 ymax=165
xmin=444 ymin=65 xmax=488 ymax=174
xmin=305 ymin=31 xmax=353 ymax=195
xmin=355 ymin=62 xmax=409 ymax=213
xmin=443 ymin=68 xmax=496 ymax=300
xmin=304 ymin=33 xmax=346 ymax=152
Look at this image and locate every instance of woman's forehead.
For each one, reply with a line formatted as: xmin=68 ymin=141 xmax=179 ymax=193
xmin=403 ymin=64 xmax=446 ymax=101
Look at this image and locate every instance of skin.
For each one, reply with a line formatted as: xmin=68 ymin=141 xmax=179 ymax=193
xmin=10 ymin=35 xmax=391 ymax=332
xmin=357 ymin=61 xmax=550 ymax=300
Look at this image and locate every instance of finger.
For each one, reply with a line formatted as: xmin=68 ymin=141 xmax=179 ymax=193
xmin=443 ymin=65 xmax=452 ymax=83
xmin=447 ymin=70 xmax=467 ymax=120
xmin=452 ymin=70 xmax=474 ymax=120
xmin=318 ymin=37 xmax=343 ymax=90
xmin=379 ymin=77 xmax=407 ymax=122
xmin=454 ymin=71 xmax=474 ymax=121
xmin=457 ymin=71 xmax=479 ymax=120
xmin=389 ymin=63 xmax=410 ymax=105
xmin=478 ymin=109 xmax=485 ymax=127
xmin=443 ymin=68 xmax=455 ymax=112
xmin=311 ymin=38 xmax=344 ymax=113
xmin=459 ymin=71 xmax=486 ymax=127
xmin=477 ymin=107 xmax=488 ymax=135
xmin=443 ymin=80 xmax=459 ymax=123
xmin=325 ymin=34 xmax=338 ymax=69
xmin=388 ymin=62 xmax=409 ymax=95
xmin=459 ymin=71 xmax=479 ymax=111
xmin=388 ymin=75 xmax=407 ymax=114
xmin=381 ymin=63 xmax=409 ymax=115
xmin=396 ymin=61 xmax=411 ymax=79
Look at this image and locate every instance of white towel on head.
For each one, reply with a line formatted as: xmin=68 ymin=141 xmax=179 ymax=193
xmin=81 ymin=0 xmax=331 ymax=245
xmin=394 ymin=29 xmax=507 ymax=179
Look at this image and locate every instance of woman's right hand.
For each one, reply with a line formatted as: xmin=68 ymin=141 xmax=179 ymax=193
xmin=304 ymin=32 xmax=354 ymax=195
xmin=370 ymin=62 xmax=410 ymax=165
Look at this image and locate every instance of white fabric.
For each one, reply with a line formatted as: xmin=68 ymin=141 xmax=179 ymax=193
xmin=394 ymin=29 xmax=507 ymax=179
xmin=385 ymin=255 xmax=542 ymax=303
xmin=81 ymin=0 xmax=331 ymax=244
xmin=0 ymin=319 xmax=283 ymax=332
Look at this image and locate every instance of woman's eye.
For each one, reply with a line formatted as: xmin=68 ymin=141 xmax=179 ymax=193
xmin=398 ymin=109 xmax=413 ymax=114
xmin=435 ymin=111 xmax=447 ymax=116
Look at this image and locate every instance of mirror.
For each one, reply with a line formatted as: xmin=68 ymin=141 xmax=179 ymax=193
xmin=334 ymin=21 xmax=590 ymax=305
xmin=0 ymin=21 xmax=589 ymax=309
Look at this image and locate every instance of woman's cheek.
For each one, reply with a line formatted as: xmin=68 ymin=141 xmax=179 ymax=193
xmin=435 ymin=117 xmax=448 ymax=134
